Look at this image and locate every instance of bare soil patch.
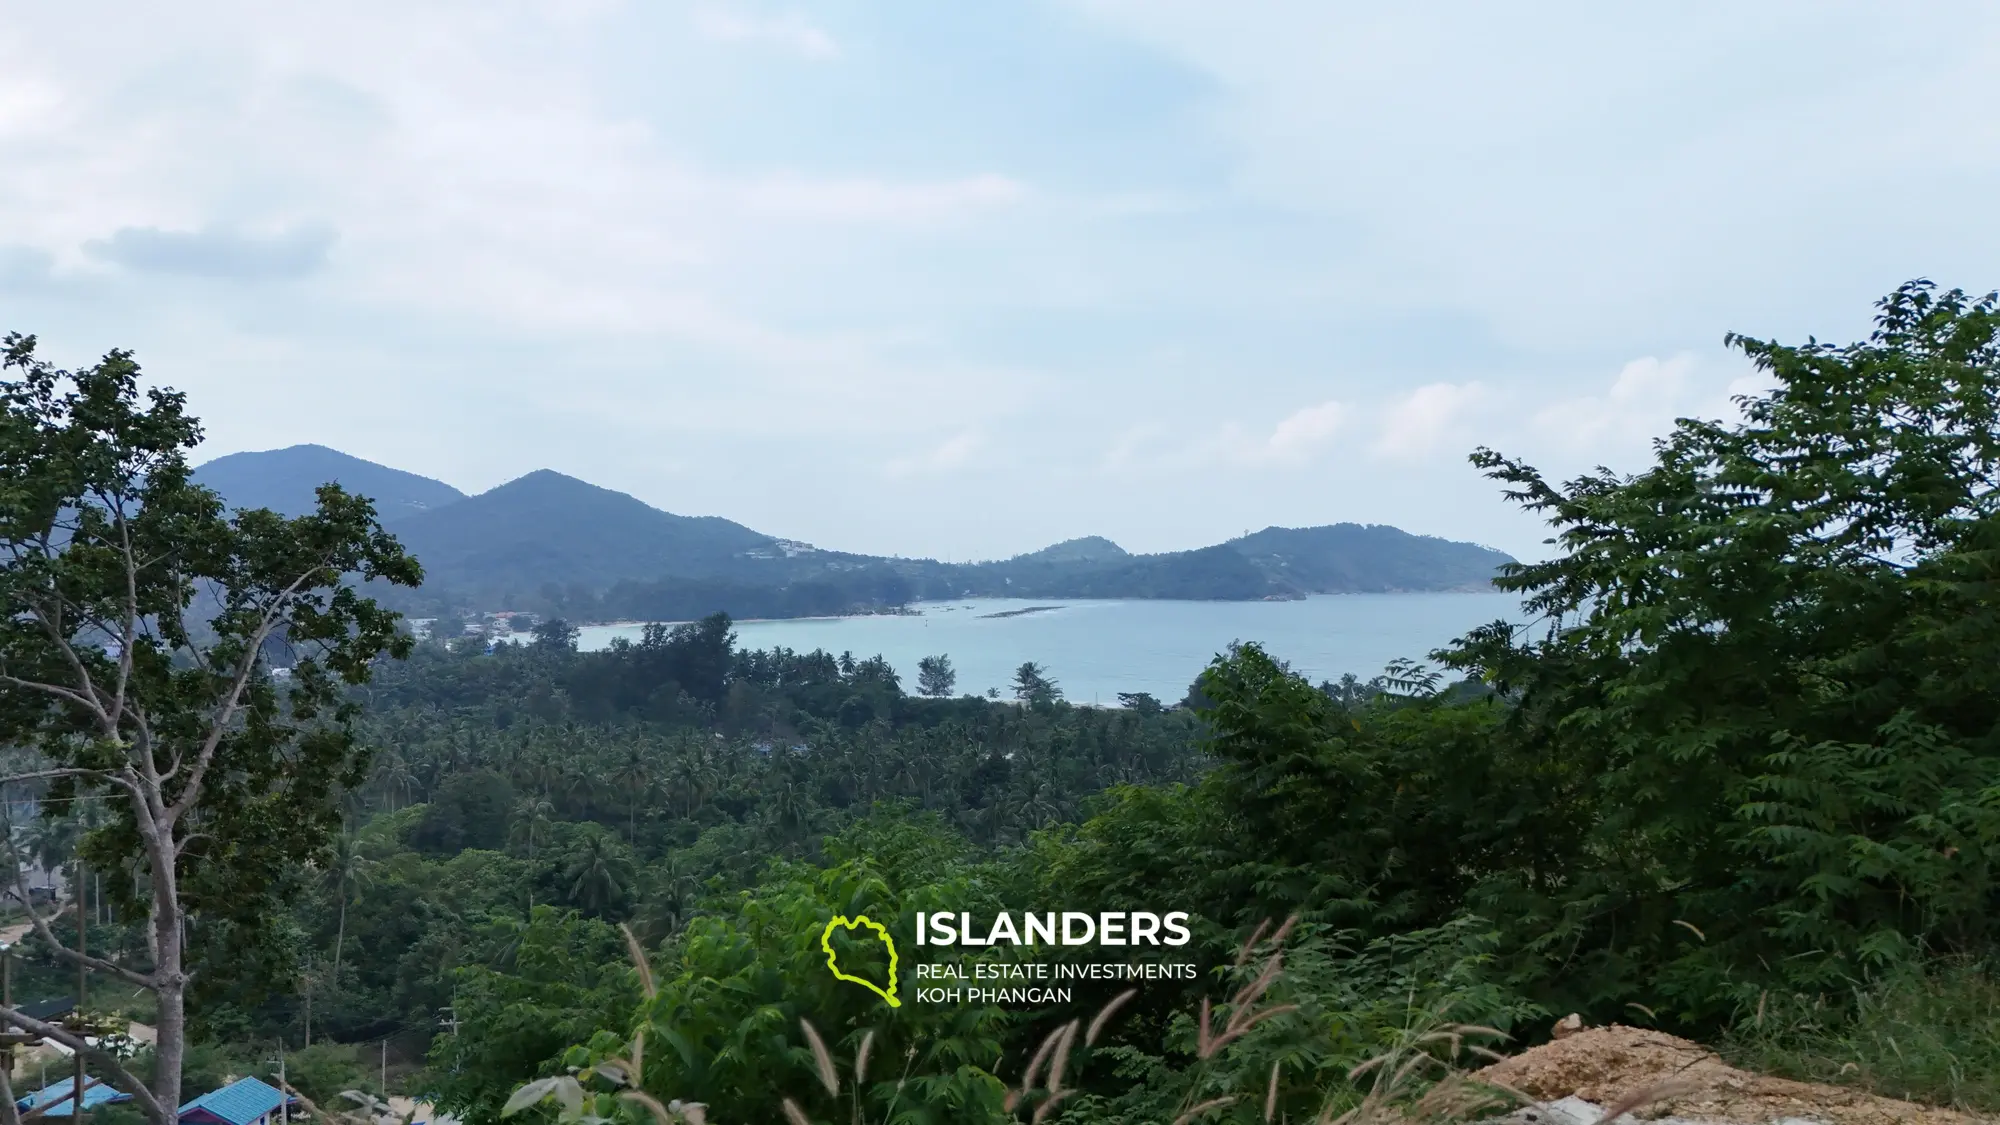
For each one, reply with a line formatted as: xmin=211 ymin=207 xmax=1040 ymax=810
xmin=1472 ymin=1024 xmax=1987 ymax=1124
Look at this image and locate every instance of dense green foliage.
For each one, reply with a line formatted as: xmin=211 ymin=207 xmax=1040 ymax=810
xmin=171 ymin=619 xmax=1208 ymax=1087
xmin=0 ymin=332 xmax=421 ymax=1121
xmin=21 ymin=281 xmax=2000 ymax=1123
xmin=451 ymin=281 xmax=2000 ymax=1121
xmin=1439 ymin=279 xmax=2000 ymax=1018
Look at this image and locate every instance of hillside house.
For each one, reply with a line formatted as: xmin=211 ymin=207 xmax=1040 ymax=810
xmin=15 ymin=1074 xmax=133 ymax=1118
xmin=179 ymin=1076 xmax=295 ymax=1125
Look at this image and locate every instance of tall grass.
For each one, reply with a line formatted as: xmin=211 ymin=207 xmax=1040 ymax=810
xmin=1720 ymin=957 xmax=2000 ymax=1114
xmin=502 ymin=921 xmax=1563 ymax=1125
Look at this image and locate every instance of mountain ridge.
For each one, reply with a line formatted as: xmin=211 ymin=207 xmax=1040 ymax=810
xmin=193 ymin=445 xmax=1514 ymax=619
xmin=192 ymin=443 xmax=466 ymax=519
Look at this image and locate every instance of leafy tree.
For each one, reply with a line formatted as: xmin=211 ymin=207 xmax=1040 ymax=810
xmin=610 ymin=844 xmax=1008 ymax=1122
xmin=1115 ymin=691 xmax=1163 ymax=715
xmin=280 ymin=1042 xmax=382 ymax=1104
xmin=1439 ymin=279 xmax=2000 ymax=1015
xmin=531 ymin=618 xmax=579 ymax=652
xmin=0 ymin=334 xmax=420 ymax=1121
xmin=1011 ymin=661 xmax=1060 ymax=706
xmin=427 ymin=908 xmax=635 ymax=1125
xmin=916 ymin=654 xmax=957 ymax=698
xmin=411 ymin=770 xmax=515 ymax=854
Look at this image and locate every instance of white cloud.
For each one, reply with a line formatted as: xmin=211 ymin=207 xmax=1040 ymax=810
xmin=741 ymin=173 xmax=1024 ymax=223
xmin=1717 ymin=371 xmax=1782 ymax=417
xmin=1528 ymin=353 xmax=1779 ymax=468
xmin=1373 ymin=382 xmax=1486 ymax=459
xmin=1067 ymin=1 xmax=2000 ymax=351
xmin=1264 ymin=400 xmax=1346 ymax=461
xmin=1098 ymin=400 xmax=1347 ymax=472
xmin=1099 ymin=423 xmax=1165 ymax=473
xmin=6 ymin=2 xmax=1995 ymax=563
xmin=0 ymin=3 xmax=1047 ymax=445
xmin=693 ymin=9 xmax=840 ymax=58
xmin=886 ymin=432 xmax=984 ymax=478
xmin=1531 ymin=354 xmax=1695 ymax=453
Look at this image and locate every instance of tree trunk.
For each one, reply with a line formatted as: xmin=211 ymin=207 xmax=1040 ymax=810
xmin=0 ymin=1049 xmax=22 ymax=1125
xmin=151 ymin=918 xmax=186 ymax=1122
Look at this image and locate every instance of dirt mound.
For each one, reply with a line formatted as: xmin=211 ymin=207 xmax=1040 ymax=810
xmin=1472 ymin=1024 xmax=1987 ymax=1125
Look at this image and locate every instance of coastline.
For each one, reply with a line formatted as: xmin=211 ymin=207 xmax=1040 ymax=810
xmin=552 ymin=587 xmax=1510 ymax=631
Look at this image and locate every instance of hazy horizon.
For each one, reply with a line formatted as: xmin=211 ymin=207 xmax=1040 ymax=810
xmin=195 ymin=441 xmax=1526 ymax=562
xmin=10 ymin=3 xmax=2000 ymax=561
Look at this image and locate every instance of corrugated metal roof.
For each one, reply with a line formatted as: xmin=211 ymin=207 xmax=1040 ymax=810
xmin=18 ymin=997 xmax=76 ymax=1021
xmin=17 ymin=1074 xmax=134 ymax=1116
xmin=178 ymin=1077 xmax=288 ymax=1125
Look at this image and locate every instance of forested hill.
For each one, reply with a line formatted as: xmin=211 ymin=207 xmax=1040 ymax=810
xmin=192 ymin=443 xmax=465 ymax=519
xmin=193 ymin=445 xmax=1513 ymax=618
xmin=955 ymin=525 xmax=1512 ymax=599
xmin=387 ymin=469 xmax=777 ymax=593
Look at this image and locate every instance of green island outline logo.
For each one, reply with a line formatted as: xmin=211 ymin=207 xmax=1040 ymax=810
xmin=821 ymin=914 xmax=902 ymax=1008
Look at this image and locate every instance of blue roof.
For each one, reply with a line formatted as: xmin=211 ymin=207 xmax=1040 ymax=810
xmin=17 ymin=1075 xmax=135 ymax=1116
xmin=179 ymin=1077 xmax=289 ymax=1125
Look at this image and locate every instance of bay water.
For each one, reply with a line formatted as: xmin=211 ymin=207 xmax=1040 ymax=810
xmin=564 ymin=592 xmax=1526 ymax=705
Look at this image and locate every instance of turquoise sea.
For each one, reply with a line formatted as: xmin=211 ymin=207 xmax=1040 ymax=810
xmin=563 ymin=593 xmax=1527 ymax=705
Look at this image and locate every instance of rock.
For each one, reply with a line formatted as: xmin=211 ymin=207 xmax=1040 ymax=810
xmin=1551 ymin=1013 xmax=1585 ymax=1041
xmin=1475 ymin=1095 xmax=1839 ymax=1124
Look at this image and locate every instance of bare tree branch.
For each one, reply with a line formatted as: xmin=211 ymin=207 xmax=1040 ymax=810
xmin=109 ymin=503 xmax=141 ymax=731
xmin=0 ymin=1052 xmax=22 ymax=1125
xmin=22 ymin=601 xmax=113 ymax=731
xmin=0 ymin=811 xmax=155 ymax=990
xmin=166 ymin=563 xmax=325 ymax=812
xmin=0 ymin=674 xmax=105 ymax=720
xmin=0 ymin=1007 xmax=166 ymax=1125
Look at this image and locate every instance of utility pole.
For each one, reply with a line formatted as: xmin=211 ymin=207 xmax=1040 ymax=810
xmin=2 ymin=939 xmax=13 ymax=1095
xmin=437 ymin=1007 xmax=460 ymax=1076
xmin=74 ymin=859 xmax=87 ymax=1125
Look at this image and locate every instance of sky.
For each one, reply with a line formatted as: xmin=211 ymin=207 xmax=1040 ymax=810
xmin=4 ymin=2 xmax=2000 ymax=562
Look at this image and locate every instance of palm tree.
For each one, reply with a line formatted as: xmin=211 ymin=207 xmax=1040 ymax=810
xmin=372 ymin=751 xmax=417 ymax=812
xmin=1012 ymin=662 xmax=1061 ymax=706
xmin=613 ymin=748 xmax=652 ymax=845
xmin=1014 ymin=777 xmax=1062 ymax=832
xmin=667 ymin=752 xmax=715 ymax=818
xmin=509 ymin=795 xmax=555 ymax=907
xmin=555 ymin=761 xmax=597 ymax=818
xmin=767 ymin=779 xmax=814 ymax=846
xmin=635 ymin=853 xmax=702 ymax=942
xmin=561 ymin=831 xmax=632 ymax=917
xmin=325 ymin=827 xmax=376 ymax=983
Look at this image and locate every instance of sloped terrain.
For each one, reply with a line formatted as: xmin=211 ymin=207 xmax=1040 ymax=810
xmin=1473 ymin=1026 xmax=1983 ymax=1125
xmin=194 ymin=443 xmax=466 ymax=518
xmin=386 ymin=469 xmax=777 ymax=594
